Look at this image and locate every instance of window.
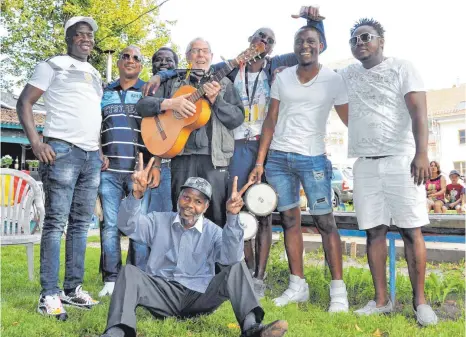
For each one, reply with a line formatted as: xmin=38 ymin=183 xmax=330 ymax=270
xmin=453 ymin=161 xmax=466 ymax=177
xmin=459 ymin=130 xmax=466 ymax=145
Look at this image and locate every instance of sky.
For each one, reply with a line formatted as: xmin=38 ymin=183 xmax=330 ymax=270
xmin=158 ymin=0 xmax=466 ymax=90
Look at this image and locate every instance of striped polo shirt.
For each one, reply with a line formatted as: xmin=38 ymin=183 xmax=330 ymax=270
xmin=101 ymin=78 xmax=149 ymax=173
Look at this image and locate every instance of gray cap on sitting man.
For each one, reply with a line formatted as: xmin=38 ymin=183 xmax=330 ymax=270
xmin=181 ymin=177 xmax=212 ymax=200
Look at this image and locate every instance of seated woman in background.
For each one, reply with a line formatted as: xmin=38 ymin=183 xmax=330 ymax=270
xmin=425 ymin=161 xmax=446 ymax=213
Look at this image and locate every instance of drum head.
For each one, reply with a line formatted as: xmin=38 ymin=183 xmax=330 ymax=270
xmin=239 ymin=211 xmax=258 ymax=241
xmin=245 ymin=183 xmax=278 ymax=216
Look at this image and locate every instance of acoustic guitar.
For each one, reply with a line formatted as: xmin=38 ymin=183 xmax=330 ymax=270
xmin=141 ymin=42 xmax=266 ymax=158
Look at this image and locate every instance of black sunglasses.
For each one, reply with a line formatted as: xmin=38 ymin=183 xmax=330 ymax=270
xmin=257 ymin=32 xmax=275 ymax=45
xmin=120 ymin=53 xmax=142 ymax=63
xmin=349 ymin=32 xmax=380 ymax=47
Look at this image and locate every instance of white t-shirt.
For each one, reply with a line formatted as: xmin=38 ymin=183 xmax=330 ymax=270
xmin=233 ymin=67 xmax=270 ymax=139
xmin=338 ymin=58 xmax=424 ymax=158
xmin=28 ymin=55 xmax=103 ymax=151
xmin=269 ymin=65 xmax=348 ymax=156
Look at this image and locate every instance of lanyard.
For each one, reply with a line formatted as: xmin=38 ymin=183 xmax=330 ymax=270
xmin=245 ymin=67 xmax=263 ymax=119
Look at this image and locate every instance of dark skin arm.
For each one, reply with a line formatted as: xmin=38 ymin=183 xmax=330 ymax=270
xmin=248 ymin=98 xmax=280 ymax=183
xmin=406 ymin=91 xmax=430 ymax=185
xmin=334 ymin=103 xmax=348 ymax=127
xmin=16 ymin=84 xmax=56 ymax=164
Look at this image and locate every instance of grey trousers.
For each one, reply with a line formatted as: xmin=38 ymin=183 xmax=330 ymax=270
xmin=105 ymin=262 xmax=264 ymax=337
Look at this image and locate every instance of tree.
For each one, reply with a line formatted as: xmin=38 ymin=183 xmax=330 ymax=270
xmin=1 ymin=0 xmax=178 ymax=87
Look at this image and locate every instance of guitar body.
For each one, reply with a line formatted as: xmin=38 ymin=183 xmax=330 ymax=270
xmin=141 ymin=85 xmax=211 ymax=158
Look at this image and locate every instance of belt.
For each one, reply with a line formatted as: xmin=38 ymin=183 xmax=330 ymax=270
xmin=362 ymin=155 xmax=392 ymax=160
xmin=236 ymin=135 xmax=260 ymax=142
xmin=43 ymin=137 xmax=75 ymax=147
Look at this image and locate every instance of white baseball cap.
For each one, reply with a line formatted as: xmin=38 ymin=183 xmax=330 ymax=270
xmin=64 ymin=16 xmax=98 ymax=37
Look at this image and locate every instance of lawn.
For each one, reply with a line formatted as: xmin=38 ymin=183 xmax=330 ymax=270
xmin=1 ymin=237 xmax=464 ymax=337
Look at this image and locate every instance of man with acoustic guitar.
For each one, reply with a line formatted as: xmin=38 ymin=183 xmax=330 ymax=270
xmin=141 ymin=6 xmax=327 ymax=300
xmin=100 ymin=153 xmax=288 ymax=337
xmin=136 ymin=38 xmax=244 ymax=228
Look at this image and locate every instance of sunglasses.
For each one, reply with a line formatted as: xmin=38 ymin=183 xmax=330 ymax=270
xmin=120 ymin=53 xmax=142 ymax=63
xmin=349 ymin=33 xmax=380 ymax=47
xmin=256 ymin=32 xmax=275 ymax=45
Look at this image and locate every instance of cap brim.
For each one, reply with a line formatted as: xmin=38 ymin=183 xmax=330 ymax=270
xmin=180 ymin=185 xmax=211 ymax=200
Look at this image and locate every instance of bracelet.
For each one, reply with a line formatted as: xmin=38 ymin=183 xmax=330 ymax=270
xmin=255 ymin=163 xmax=263 ymax=167
xmin=152 ymin=165 xmax=161 ymax=171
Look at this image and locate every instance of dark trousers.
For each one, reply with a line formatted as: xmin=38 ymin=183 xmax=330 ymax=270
xmin=171 ymin=155 xmax=228 ymax=227
xmin=105 ymin=262 xmax=264 ymax=337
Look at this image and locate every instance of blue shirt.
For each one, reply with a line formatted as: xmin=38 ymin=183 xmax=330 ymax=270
xmin=101 ymin=78 xmax=148 ymax=172
xmin=117 ymin=194 xmax=245 ymax=293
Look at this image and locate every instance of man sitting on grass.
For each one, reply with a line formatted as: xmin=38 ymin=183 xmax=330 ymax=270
xmin=101 ymin=153 xmax=288 ymax=337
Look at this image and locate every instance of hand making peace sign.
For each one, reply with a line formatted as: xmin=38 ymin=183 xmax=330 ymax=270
xmin=226 ymin=175 xmax=256 ymax=215
xmin=131 ymin=153 xmax=155 ymax=199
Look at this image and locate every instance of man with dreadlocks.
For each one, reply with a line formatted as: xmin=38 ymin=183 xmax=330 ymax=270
xmin=309 ymin=7 xmax=437 ymax=325
xmin=16 ymin=16 xmax=103 ymax=320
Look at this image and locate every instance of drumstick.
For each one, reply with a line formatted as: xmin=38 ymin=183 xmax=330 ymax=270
xmin=238 ymin=178 xmax=255 ymax=197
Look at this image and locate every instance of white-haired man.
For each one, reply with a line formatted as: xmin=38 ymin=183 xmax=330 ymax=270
xmin=136 ymin=37 xmax=244 ymax=228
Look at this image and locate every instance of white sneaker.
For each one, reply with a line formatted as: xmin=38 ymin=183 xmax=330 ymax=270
xmin=273 ymin=275 xmax=309 ymax=307
xmin=415 ymin=304 xmax=438 ymax=326
xmin=37 ymin=294 xmax=68 ymax=320
xmin=99 ymin=282 xmax=115 ymax=297
xmin=354 ymin=300 xmax=393 ymax=316
xmin=328 ymin=280 xmax=349 ymax=313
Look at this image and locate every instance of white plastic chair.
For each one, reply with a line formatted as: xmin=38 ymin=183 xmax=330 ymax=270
xmin=0 ymin=169 xmax=45 ymax=280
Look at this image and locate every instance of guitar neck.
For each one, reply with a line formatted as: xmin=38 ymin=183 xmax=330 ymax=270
xmin=188 ymin=60 xmax=239 ymax=103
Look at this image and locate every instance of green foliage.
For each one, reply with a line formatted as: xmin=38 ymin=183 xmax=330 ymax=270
xmin=1 ymin=0 xmax=178 ymax=87
xmin=1 ymin=241 xmax=464 ymax=337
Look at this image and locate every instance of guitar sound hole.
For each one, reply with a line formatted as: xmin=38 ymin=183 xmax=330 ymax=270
xmin=173 ymin=110 xmax=184 ymax=120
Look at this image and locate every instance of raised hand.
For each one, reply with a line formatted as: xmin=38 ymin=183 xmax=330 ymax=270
xmin=131 ymin=153 xmax=155 ymax=199
xmin=226 ymin=176 xmax=256 ymax=215
xmin=291 ymin=5 xmax=325 ymax=21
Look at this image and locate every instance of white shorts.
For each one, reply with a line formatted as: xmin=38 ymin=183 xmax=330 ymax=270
xmin=353 ymin=155 xmax=429 ymax=230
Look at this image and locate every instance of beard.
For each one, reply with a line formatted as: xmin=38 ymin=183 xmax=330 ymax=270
xmin=177 ymin=202 xmax=202 ymax=227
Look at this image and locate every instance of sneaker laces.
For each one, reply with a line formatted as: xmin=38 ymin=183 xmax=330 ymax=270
xmin=74 ymin=285 xmax=97 ymax=304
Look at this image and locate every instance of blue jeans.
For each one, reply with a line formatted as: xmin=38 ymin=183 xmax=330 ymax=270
xmin=39 ymin=139 xmax=101 ymax=296
xmin=143 ymin=162 xmax=172 ymax=212
xmin=228 ymin=140 xmax=265 ymax=195
xmin=265 ymin=150 xmax=333 ymax=215
xmin=99 ymin=171 xmax=149 ymax=281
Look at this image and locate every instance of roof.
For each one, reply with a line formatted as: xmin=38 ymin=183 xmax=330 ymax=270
xmin=1 ymin=91 xmax=46 ymax=113
xmin=426 ymin=84 xmax=466 ymax=117
xmin=1 ymin=107 xmax=45 ymax=127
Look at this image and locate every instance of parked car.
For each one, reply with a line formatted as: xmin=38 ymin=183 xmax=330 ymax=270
xmin=331 ymin=166 xmax=353 ymax=207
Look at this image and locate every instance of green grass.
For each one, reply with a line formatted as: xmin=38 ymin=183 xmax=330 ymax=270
xmin=1 ymin=238 xmax=464 ymax=337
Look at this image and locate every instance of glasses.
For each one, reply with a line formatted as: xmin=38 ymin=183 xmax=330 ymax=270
xmin=256 ymin=32 xmax=275 ymax=45
xmin=190 ymin=48 xmax=211 ymax=55
xmin=120 ymin=53 xmax=142 ymax=63
xmin=349 ymin=33 xmax=380 ymax=47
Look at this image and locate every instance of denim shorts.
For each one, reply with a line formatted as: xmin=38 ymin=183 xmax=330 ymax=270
xmin=265 ymin=150 xmax=333 ymax=215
